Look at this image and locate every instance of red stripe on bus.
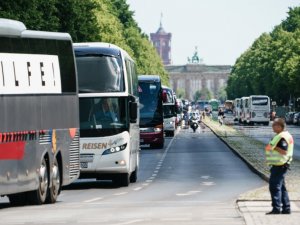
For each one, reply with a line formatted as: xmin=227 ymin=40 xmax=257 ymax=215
xmin=0 ymin=142 xmax=26 ymax=160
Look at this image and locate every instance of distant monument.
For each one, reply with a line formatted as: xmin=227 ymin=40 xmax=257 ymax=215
xmin=150 ymin=14 xmax=172 ymax=65
xmin=187 ymin=46 xmax=203 ymax=64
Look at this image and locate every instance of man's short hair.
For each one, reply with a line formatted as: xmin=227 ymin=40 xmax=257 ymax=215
xmin=273 ymin=118 xmax=286 ymax=129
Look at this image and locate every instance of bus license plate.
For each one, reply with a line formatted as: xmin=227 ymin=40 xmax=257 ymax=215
xmin=80 ymin=162 xmax=88 ymax=169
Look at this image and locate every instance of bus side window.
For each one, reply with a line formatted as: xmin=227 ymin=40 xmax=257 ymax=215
xmin=130 ymin=62 xmax=138 ymax=96
xmin=125 ymin=59 xmax=132 ymax=95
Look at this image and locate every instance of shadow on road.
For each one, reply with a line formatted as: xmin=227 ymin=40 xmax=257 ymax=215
xmin=63 ymin=179 xmax=120 ymax=190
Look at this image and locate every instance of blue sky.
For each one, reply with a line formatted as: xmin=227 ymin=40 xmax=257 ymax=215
xmin=127 ymin=0 xmax=299 ymax=65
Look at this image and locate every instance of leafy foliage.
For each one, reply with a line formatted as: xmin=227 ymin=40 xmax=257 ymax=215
xmin=226 ymin=6 xmax=300 ymax=106
xmin=0 ymin=0 xmax=168 ymax=84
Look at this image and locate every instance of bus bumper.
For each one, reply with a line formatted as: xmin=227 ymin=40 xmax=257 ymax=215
xmin=140 ymin=131 xmax=164 ymax=145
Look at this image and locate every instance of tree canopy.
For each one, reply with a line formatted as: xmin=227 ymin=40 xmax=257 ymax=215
xmin=0 ymin=0 xmax=169 ymax=85
xmin=226 ymin=6 xmax=300 ymax=106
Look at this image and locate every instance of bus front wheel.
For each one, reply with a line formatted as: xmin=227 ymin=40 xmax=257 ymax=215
xmin=130 ymin=167 xmax=138 ymax=183
xmin=116 ymin=173 xmax=130 ymax=187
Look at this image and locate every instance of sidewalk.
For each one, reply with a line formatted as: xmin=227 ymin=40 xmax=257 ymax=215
xmin=203 ymin=119 xmax=300 ymax=225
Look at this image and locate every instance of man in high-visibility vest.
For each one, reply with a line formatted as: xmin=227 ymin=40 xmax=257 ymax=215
xmin=265 ymin=118 xmax=294 ymax=215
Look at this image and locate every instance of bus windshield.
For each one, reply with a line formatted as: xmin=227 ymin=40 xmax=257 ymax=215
xmin=139 ymin=81 xmax=163 ymax=124
xmin=76 ymin=55 xmax=124 ymax=93
xmin=252 ymin=97 xmax=269 ymax=106
xmin=163 ymin=105 xmax=176 ymax=119
xmin=79 ymin=97 xmax=128 ymax=137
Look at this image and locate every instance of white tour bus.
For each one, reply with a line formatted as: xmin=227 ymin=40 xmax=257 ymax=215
xmin=74 ymin=42 xmax=139 ymax=187
xmin=233 ymin=98 xmax=241 ymax=122
xmin=248 ymin=95 xmax=270 ymax=125
xmin=0 ymin=19 xmax=80 ymax=205
xmin=162 ymin=85 xmax=177 ymax=137
xmin=240 ymin=96 xmax=250 ymax=124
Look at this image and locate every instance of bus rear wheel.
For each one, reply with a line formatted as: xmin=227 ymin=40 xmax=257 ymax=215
xmin=28 ymin=158 xmax=49 ymax=205
xmin=46 ymin=158 xmax=61 ymax=204
xmin=130 ymin=167 xmax=138 ymax=183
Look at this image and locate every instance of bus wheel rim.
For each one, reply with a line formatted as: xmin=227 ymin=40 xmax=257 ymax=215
xmin=39 ymin=160 xmax=48 ymax=197
xmin=52 ymin=164 xmax=60 ymax=195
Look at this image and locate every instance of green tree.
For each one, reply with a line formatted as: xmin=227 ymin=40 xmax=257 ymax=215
xmin=226 ymin=6 xmax=300 ymax=106
xmin=0 ymin=0 xmax=169 ymax=85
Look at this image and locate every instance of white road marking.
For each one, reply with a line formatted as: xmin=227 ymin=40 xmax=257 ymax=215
xmin=176 ymin=193 xmax=191 ymax=196
xmin=161 ymin=218 xmax=192 ymax=221
xmin=133 ymin=187 xmax=143 ymax=191
xmin=142 ymin=183 xmax=149 ymax=186
xmin=146 ymin=179 xmax=153 ymax=183
xmin=176 ymin=190 xmax=202 ymax=196
xmin=201 ymin=175 xmax=212 ymax=179
xmin=112 ymin=219 xmax=147 ymax=225
xmin=201 ymin=181 xmax=216 ymax=186
xmin=113 ymin=192 xmax=128 ymax=196
xmin=151 ymin=174 xmax=157 ymax=177
xmin=84 ymin=197 xmax=104 ymax=203
xmin=188 ymin=190 xmax=202 ymax=194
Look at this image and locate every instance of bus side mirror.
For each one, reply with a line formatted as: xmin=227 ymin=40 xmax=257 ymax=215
xmin=129 ymin=102 xmax=138 ymax=123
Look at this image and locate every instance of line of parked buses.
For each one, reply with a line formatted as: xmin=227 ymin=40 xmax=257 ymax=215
xmin=233 ymin=95 xmax=271 ymax=126
xmin=0 ymin=19 xmax=182 ymax=206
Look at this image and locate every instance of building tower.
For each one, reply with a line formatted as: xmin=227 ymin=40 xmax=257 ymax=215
xmin=150 ymin=15 xmax=172 ymax=65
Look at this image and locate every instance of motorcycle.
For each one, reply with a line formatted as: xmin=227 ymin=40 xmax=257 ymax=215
xmin=190 ymin=118 xmax=199 ymax=133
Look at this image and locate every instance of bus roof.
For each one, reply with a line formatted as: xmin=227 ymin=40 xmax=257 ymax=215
xmin=0 ymin=18 xmax=71 ymax=40
xmin=73 ymin=42 xmax=133 ymax=61
xmin=138 ymin=75 xmax=161 ymax=82
xmin=249 ymin=95 xmax=269 ymax=98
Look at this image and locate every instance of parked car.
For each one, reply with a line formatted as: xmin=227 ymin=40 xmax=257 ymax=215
xmin=285 ymin=112 xmax=295 ymax=125
xmin=293 ymin=112 xmax=300 ymax=125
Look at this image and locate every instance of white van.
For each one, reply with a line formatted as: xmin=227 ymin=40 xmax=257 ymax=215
xmin=240 ymin=97 xmax=250 ymax=124
xmin=233 ymin=98 xmax=241 ymax=121
xmin=248 ymin=95 xmax=270 ymax=125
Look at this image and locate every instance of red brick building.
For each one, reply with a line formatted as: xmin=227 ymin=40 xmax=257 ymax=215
xmin=150 ymin=21 xmax=172 ymax=65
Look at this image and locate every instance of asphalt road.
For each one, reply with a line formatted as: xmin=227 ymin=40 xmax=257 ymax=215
xmin=0 ymin=127 xmax=265 ymax=225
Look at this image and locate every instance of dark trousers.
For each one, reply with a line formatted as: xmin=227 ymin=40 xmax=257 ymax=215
xmin=269 ymin=165 xmax=290 ymax=212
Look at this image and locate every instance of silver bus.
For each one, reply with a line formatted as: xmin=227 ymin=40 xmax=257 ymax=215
xmin=0 ymin=19 xmax=80 ymax=205
xmin=74 ymin=42 xmax=139 ymax=187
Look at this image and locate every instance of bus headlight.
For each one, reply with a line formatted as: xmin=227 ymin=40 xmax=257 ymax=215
xmin=154 ymin=124 xmax=163 ymax=133
xmin=154 ymin=127 xmax=162 ymax=132
xmin=102 ymin=143 xmax=127 ymax=155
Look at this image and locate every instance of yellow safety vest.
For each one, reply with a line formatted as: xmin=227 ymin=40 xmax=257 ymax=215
xmin=265 ymin=131 xmax=294 ymax=166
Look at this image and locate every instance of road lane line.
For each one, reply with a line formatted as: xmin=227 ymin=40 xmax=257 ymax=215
xmin=84 ymin=197 xmax=104 ymax=203
xmin=201 ymin=181 xmax=216 ymax=186
xmin=113 ymin=192 xmax=128 ymax=196
xmin=112 ymin=219 xmax=147 ymax=225
xmin=133 ymin=187 xmax=142 ymax=191
xmin=161 ymin=218 xmax=192 ymax=221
